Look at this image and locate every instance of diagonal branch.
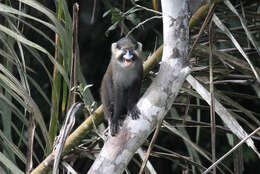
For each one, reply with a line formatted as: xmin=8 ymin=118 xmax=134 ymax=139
xmin=31 ymin=0 xmax=225 ymax=173
xmin=87 ymin=0 xmax=191 ymax=173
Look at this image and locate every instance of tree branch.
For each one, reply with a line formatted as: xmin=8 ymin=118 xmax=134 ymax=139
xmin=30 ymin=0 xmax=228 ymax=172
xmin=87 ymin=0 xmax=191 ymax=173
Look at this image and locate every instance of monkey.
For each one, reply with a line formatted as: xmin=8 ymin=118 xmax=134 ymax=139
xmin=101 ymin=37 xmax=143 ymax=136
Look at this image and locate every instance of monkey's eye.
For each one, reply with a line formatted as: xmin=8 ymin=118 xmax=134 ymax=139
xmin=120 ymin=48 xmax=127 ymax=53
xmin=116 ymin=44 xmax=121 ymax=50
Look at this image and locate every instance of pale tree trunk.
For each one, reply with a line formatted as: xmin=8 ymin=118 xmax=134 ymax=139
xmin=87 ymin=0 xmax=191 ymax=173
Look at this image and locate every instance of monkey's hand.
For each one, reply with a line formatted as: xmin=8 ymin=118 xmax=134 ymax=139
xmin=128 ymin=106 xmax=140 ymax=120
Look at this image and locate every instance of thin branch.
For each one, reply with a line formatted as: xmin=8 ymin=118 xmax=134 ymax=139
xmin=90 ymin=0 xmax=96 ymax=24
xmin=138 ymin=119 xmax=163 ymax=174
xmin=25 ymin=114 xmax=35 ymax=174
xmin=137 ymin=148 xmax=157 ymax=174
xmin=70 ymin=3 xmax=79 ymax=106
xmin=202 ymin=127 xmax=260 ymax=174
xmin=127 ymin=16 xmax=162 ymax=37
xmin=206 ymin=79 xmax=253 ymax=85
xmin=135 ymin=4 xmax=162 ymax=15
xmin=52 ymin=103 xmax=81 ymax=174
xmin=209 ymin=18 xmax=216 ymax=174
xmin=188 ymin=3 xmax=215 ymax=59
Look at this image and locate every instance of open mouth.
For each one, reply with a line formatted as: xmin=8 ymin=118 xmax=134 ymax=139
xmin=123 ymin=50 xmax=133 ymax=66
xmin=124 ymin=59 xmax=132 ymax=66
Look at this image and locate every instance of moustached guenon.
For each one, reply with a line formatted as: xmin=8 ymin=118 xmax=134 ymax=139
xmin=101 ymin=37 xmax=143 ymax=136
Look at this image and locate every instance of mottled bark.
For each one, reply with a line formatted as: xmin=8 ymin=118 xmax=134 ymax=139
xmin=87 ymin=0 xmax=191 ymax=174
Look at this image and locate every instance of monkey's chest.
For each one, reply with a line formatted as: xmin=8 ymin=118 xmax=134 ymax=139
xmin=113 ymin=69 xmax=138 ymax=88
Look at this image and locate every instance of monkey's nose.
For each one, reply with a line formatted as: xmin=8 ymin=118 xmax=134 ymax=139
xmin=123 ymin=50 xmax=133 ymax=60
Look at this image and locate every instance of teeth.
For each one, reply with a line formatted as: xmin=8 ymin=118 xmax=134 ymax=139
xmin=123 ymin=50 xmax=133 ymax=60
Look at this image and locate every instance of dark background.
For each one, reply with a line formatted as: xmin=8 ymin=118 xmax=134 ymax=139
xmin=8 ymin=0 xmax=260 ymax=173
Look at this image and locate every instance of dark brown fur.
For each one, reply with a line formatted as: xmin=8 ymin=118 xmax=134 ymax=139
xmin=101 ymin=37 xmax=143 ymax=136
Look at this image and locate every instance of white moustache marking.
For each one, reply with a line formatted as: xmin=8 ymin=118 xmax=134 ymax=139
xmin=123 ymin=51 xmax=133 ymax=60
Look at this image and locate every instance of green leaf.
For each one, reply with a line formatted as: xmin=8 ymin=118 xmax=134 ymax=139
xmin=105 ymin=21 xmax=119 ymax=37
xmin=0 ymin=64 xmax=51 ymax=149
xmin=126 ymin=13 xmax=140 ymax=25
xmin=0 ymin=152 xmax=24 ymax=174
xmin=102 ymin=9 xmax=111 ymax=18
xmin=110 ymin=8 xmax=123 ymax=23
xmin=0 ymin=24 xmax=69 ymax=86
xmin=0 ymin=130 xmax=26 ymax=164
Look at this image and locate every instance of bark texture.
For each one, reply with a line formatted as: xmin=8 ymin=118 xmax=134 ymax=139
xmin=87 ymin=0 xmax=191 ymax=174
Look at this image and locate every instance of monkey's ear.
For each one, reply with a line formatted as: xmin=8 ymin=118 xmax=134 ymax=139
xmin=111 ymin=43 xmax=117 ymax=53
xmin=137 ymin=42 xmax=142 ymax=52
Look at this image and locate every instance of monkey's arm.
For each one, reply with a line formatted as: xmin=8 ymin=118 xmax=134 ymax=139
xmin=127 ymin=69 xmax=143 ymax=120
xmin=111 ymin=85 xmax=126 ymax=136
xmin=101 ymin=66 xmax=114 ymax=120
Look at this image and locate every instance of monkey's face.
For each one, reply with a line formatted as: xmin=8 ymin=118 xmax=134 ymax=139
xmin=111 ymin=37 xmax=142 ymax=67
